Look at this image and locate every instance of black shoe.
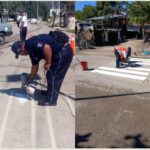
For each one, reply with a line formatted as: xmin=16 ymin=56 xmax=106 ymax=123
xmin=38 ymin=99 xmax=57 ymax=106
xmin=40 ymin=90 xmax=47 ymax=95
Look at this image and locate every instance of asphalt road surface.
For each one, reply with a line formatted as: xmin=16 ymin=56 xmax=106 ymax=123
xmin=76 ymin=47 xmax=150 ymax=148
xmin=0 ymin=22 xmax=75 ymax=149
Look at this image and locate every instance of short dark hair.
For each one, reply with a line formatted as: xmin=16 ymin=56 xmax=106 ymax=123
xmin=11 ymin=41 xmax=22 ymax=59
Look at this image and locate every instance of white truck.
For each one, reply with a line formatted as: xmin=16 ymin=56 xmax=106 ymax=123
xmin=0 ymin=23 xmax=13 ymax=45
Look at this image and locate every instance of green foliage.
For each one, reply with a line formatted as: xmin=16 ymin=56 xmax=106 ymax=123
xmin=75 ymin=10 xmax=83 ymax=21
xmin=75 ymin=1 xmax=127 ymax=20
xmin=96 ymin=1 xmax=115 ymax=16
xmin=75 ymin=5 xmax=96 ymax=21
xmin=82 ymin=5 xmax=97 ymax=19
xmin=128 ymin=2 xmax=150 ymax=25
xmin=0 ymin=1 xmax=50 ymax=21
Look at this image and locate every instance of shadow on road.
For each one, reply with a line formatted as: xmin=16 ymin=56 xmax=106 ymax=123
xmin=0 ymin=88 xmax=43 ymax=102
xmin=34 ymin=80 xmax=75 ymax=100
xmin=76 ymin=91 xmax=150 ymax=101
xmin=6 ymin=74 xmax=41 ymax=82
xmin=110 ymin=134 xmax=150 ymax=148
xmin=75 ymin=133 xmax=94 ymax=148
xmin=0 ymin=86 xmax=75 ymax=104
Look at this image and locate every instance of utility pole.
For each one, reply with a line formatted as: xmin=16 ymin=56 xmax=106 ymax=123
xmin=7 ymin=1 xmax=9 ymax=21
xmin=7 ymin=1 xmax=8 ymax=11
xmin=37 ymin=1 xmax=39 ymax=19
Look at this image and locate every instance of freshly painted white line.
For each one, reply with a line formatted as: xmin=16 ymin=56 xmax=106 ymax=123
xmin=46 ymin=107 xmax=57 ymax=148
xmin=61 ymin=95 xmax=75 ymax=117
xmin=91 ymin=70 xmax=146 ymax=80
xmin=14 ymin=93 xmax=29 ymax=104
xmin=99 ymin=67 xmax=149 ymax=76
xmin=31 ymin=97 xmax=36 ymax=148
xmin=0 ymin=92 xmax=13 ymax=147
xmin=134 ymin=62 xmax=150 ymax=66
xmin=131 ymin=58 xmax=150 ymax=62
xmin=128 ymin=67 xmax=150 ymax=72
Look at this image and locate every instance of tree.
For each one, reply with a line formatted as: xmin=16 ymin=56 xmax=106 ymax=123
xmin=75 ymin=5 xmax=96 ymax=21
xmin=82 ymin=5 xmax=97 ymax=20
xmin=96 ymin=1 xmax=115 ymax=16
xmin=96 ymin=1 xmax=127 ymax=16
xmin=128 ymin=2 xmax=150 ymax=25
xmin=75 ymin=10 xmax=83 ymax=20
xmin=75 ymin=2 xmax=128 ymax=21
xmin=0 ymin=1 xmax=50 ymax=21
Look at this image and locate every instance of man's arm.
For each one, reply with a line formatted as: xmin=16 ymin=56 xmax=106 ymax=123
xmin=43 ymin=44 xmax=52 ymax=71
xmin=20 ymin=16 xmax=25 ymax=30
xmin=28 ymin=64 xmax=39 ymax=81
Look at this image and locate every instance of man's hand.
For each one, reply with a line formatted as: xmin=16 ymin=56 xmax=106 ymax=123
xmin=44 ymin=63 xmax=51 ymax=71
xmin=27 ymin=77 xmax=33 ymax=83
xmin=125 ymin=58 xmax=128 ymax=63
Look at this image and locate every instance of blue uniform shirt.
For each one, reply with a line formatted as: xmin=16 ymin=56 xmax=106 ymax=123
xmin=25 ymin=34 xmax=64 ymax=65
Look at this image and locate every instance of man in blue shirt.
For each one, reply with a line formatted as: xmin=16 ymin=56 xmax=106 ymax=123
xmin=11 ymin=33 xmax=73 ymax=106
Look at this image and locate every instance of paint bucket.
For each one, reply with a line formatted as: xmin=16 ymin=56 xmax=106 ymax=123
xmin=26 ymin=85 xmax=36 ymax=96
xmin=143 ymin=51 xmax=150 ymax=55
xmin=21 ymin=73 xmax=28 ymax=89
xmin=80 ymin=61 xmax=88 ymax=70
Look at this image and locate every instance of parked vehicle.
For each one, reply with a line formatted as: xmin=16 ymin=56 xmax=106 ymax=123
xmin=75 ymin=21 xmax=94 ymax=49
xmin=8 ymin=18 xmax=15 ymax=22
xmin=0 ymin=23 xmax=13 ymax=45
xmin=75 ymin=21 xmax=94 ymax=34
xmin=30 ymin=18 xmax=37 ymax=24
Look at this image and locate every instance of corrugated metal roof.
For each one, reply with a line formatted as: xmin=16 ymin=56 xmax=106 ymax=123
xmin=87 ymin=14 xmax=126 ymax=21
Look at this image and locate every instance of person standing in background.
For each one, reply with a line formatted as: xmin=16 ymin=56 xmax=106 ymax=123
xmin=19 ymin=11 xmax=28 ymax=49
xmin=16 ymin=11 xmax=22 ymax=27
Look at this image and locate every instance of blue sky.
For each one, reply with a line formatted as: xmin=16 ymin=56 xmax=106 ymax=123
xmin=75 ymin=1 xmax=96 ymax=11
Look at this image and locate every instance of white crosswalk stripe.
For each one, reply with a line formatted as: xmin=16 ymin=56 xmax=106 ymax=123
xmin=91 ymin=58 xmax=150 ymax=81
xmin=130 ymin=58 xmax=150 ymax=62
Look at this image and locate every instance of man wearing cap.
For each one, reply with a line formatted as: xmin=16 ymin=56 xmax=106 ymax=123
xmin=11 ymin=33 xmax=73 ymax=106
xmin=114 ymin=46 xmax=131 ymax=68
xmin=19 ymin=11 xmax=28 ymax=44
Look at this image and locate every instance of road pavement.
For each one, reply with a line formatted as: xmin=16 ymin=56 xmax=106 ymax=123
xmin=0 ymin=23 xmax=75 ymax=149
xmin=76 ymin=45 xmax=150 ymax=148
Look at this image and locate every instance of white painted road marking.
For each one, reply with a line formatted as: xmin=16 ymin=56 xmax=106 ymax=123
xmin=46 ymin=107 xmax=57 ymax=148
xmin=127 ymin=67 xmax=150 ymax=72
xmin=14 ymin=93 xmax=29 ymax=104
xmin=0 ymin=92 xmax=13 ymax=147
xmin=134 ymin=62 xmax=150 ymax=66
xmin=31 ymin=98 xmax=36 ymax=148
xmin=131 ymin=58 xmax=150 ymax=62
xmin=99 ymin=67 xmax=149 ymax=76
xmin=91 ymin=58 xmax=150 ymax=81
xmin=130 ymin=58 xmax=150 ymax=66
xmin=92 ymin=69 xmax=146 ymax=80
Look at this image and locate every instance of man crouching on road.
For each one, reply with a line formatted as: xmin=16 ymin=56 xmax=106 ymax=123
xmin=11 ymin=32 xmax=73 ymax=106
xmin=114 ymin=46 xmax=131 ymax=68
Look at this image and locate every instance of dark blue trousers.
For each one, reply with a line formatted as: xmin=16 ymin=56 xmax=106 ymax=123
xmin=115 ymin=51 xmax=121 ymax=68
xmin=46 ymin=44 xmax=73 ymax=104
xmin=20 ymin=27 xmax=27 ymax=41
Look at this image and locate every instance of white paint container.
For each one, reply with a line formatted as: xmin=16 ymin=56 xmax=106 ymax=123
xmin=26 ymin=85 xmax=36 ymax=96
